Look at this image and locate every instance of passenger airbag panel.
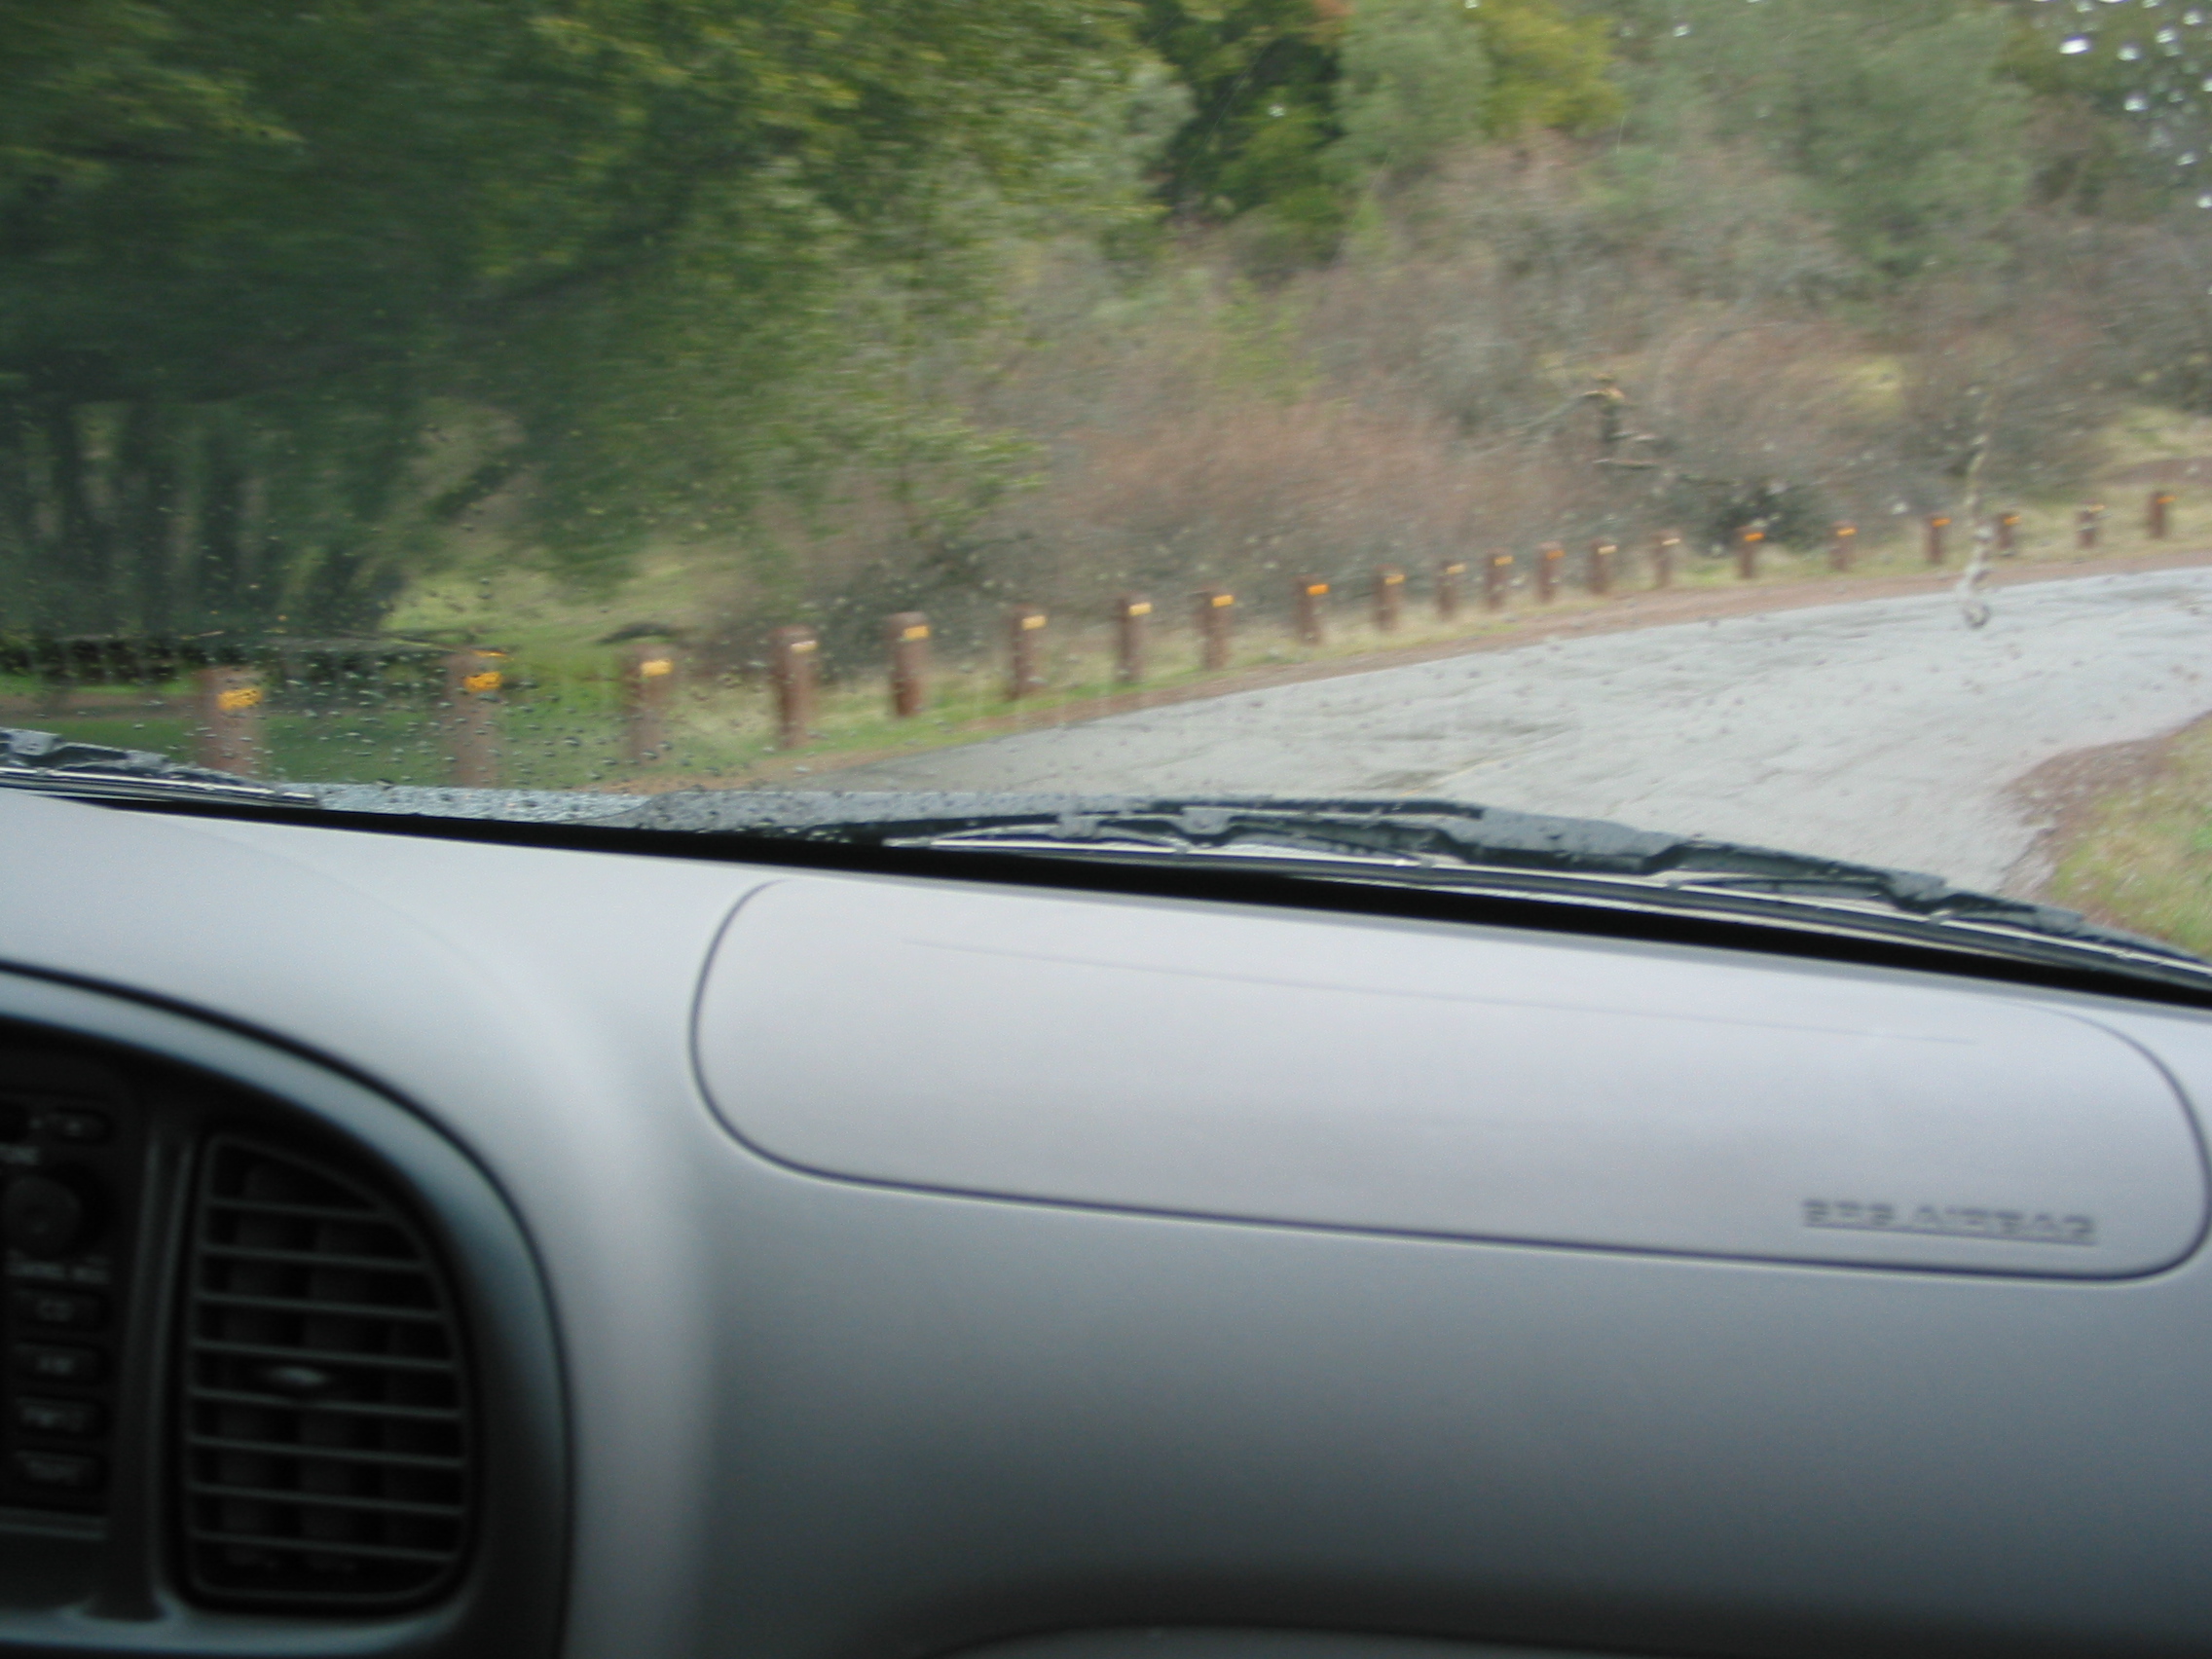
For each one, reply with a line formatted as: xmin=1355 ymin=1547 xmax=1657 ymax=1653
xmin=695 ymin=877 xmax=2209 ymax=1276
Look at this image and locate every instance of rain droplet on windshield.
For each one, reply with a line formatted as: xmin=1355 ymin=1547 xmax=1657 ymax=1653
xmin=2061 ymin=35 xmax=2093 ymax=53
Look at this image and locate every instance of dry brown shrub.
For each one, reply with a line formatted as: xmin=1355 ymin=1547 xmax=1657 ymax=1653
xmin=1013 ymin=395 xmax=1583 ymax=622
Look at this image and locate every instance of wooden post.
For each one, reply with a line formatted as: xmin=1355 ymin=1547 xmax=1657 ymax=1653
xmin=1829 ymin=523 xmax=1858 ymax=572
xmin=441 ymin=648 xmax=505 ymax=788
xmin=1996 ymin=512 xmax=2020 ymax=557
xmin=769 ymin=626 xmax=818 ymax=749
xmin=1588 ymin=539 xmax=1616 ymax=596
xmin=1374 ymin=566 xmax=1405 ymax=632
xmin=1925 ymin=513 xmax=1950 ymax=567
xmin=621 ymin=642 xmax=678 ymax=763
xmin=2077 ymin=504 xmax=2103 ymax=552
xmin=1652 ymin=533 xmax=1679 ymax=589
xmin=1535 ymin=544 xmax=1563 ymax=603
xmin=1115 ymin=594 xmax=1151 ymax=684
xmin=1195 ymin=589 xmax=1234 ymax=671
xmin=1008 ymin=606 xmax=1047 ymax=701
xmin=886 ymin=612 xmax=930 ymax=718
xmin=1436 ymin=561 xmax=1465 ymax=620
xmin=1736 ymin=527 xmax=1764 ymax=580
xmin=2150 ymin=490 xmax=2174 ymax=539
xmin=1485 ymin=554 xmax=1511 ymax=610
xmin=1293 ymin=576 xmax=1329 ymax=645
xmin=193 ymin=666 xmax=264 ymax=776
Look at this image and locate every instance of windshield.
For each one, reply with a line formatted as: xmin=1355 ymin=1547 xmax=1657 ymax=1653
xmin=8 ymin=0 xmax=2212 ymax=967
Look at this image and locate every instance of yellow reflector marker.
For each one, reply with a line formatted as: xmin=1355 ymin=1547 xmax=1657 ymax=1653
xmin=462 ymin=671 xmax=501 ymax=693
xmin=1020 ymin=614 xmax=1046 ymax=630
xmin=1307 ymin=583 xmax=1328 ymax=596
xmin=641 ymin=657 xmax=675 ymax=678
xmin=1126 ymin=602 xmax=1152 ymax=616
xmin=1444 ymin=563 xmax=1465 ymax=575
xmin=215 ymin=686 xmax=262 ymax=712
xmin=792 ymin=639 xmax=817 ymax=653
xmin=1211 ymin=594 xmax=1234 ymax=608
xmin=1383 ymin=572 xmax=1404 ymax=584
xmin=901 ymin=625 xmax=929 ymax=642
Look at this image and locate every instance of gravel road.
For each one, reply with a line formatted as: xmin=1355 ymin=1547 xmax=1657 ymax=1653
xmin=823 ymin=568 xmax=2212 ymax=893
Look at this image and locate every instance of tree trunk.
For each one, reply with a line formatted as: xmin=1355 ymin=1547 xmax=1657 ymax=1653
xmin=117 ymin=401 xmax=181 ymax=635
xmin=193 ymin=417 xmax=249 ymax=630
xmin=42 ymin=402 xmax=113 ymax=629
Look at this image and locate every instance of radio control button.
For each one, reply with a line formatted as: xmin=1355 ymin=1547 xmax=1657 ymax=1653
xmin=10 ymin=1343 xmax=103 ymax=1384
xmin=12 ymin=1396 xmax=103 ymax=1438
xmin=2 ymin=1172 xmax=96 ymax=1256
xmin=10 ymin=1449 xmax=103 ymax=1492
xmin=9 ymin=1288 xmax=104 ymax=1330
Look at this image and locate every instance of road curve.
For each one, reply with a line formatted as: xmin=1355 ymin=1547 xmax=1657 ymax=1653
xmin=822 ymin=569 xmax=2212 ymax=893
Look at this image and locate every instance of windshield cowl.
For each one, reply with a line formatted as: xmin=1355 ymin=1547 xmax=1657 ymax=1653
xmin=591 ymin=787 xmax=2210 ymax=986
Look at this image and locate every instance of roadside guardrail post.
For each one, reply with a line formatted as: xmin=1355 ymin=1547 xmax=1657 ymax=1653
xmin=1116 ymin=594 xmax=1150 ymax=684
xmin=2150 ymin=490 xmax=2174 ymax=539
xmin=2078 ymin=503 xmax=2103 ymax=551
xmin=1436 ymin=561 xmax=1465 ymax=620
xmin=1485 ymin=554 xmax=1510 ymax=610
xmin=886 ymin=612 xmax=930 ymax=718
xmin=1536 ymin=544 xmax=1563 ymax=603
xmin=1736 ymin=527 xmax=1763 ymax=580
xmin=1652 ymin=533 xmax=1679 ymax=589
xmin=193 ymin=665 xmax=264 ymax=776
xmin=1008 ymin=606 xmax=1047 ymax=700
xmin=1996 ymin=511 xmax=2020 ymax=557
xmin=1195 ymin=589 xmax=1234 ymax=671
xmin=442 ymin=648 xmax=505 ymax=787
xmin=769 ymin=625 xmax=818 ymax=748
xmin=620 ymin=642 xmax=678 ymax=763
xmin=1925 ymin=513 xmax=1949 ymax=566
xmin=1589 ymin=539 xmax=1616 ymax=596
xmin=1830 ymin=522 xmax=1857 ymax=571
xmin=1294 ymin=576 xmax=1329 ymax=645
xmin=1374 ymin=566 xmax=1405 ymax=633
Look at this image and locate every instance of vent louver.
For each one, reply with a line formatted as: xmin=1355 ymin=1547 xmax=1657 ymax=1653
xmin=179 ymin=1134 xmax=472 ymax=1608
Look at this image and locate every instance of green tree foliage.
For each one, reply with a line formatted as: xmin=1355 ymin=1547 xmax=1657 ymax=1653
xmin=1139 ymin=0 xmax=1346 ymax=220
xmin=1613 ymin=0 xmax=2029 ymax=278
xmin=1475 ymin=0 xmax=1625 ymax=138
xmin=0 ymin=0 xmax=1135 ymax=637
xmin=1143 ymin=0 xmax=1620 ymax=242
xmin=2000 ymin=0 xmax=2212 ymax=212
xmin=1331 ymin=0 xmax=1493 ymax=179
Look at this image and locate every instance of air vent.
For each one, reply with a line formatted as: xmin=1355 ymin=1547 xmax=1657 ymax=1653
xmin=178 ymin=1134 xmax=472 ymax=1608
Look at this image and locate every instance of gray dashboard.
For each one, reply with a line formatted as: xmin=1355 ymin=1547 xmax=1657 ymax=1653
xmin=4 ymin=786 xmax=2212 ymax=1659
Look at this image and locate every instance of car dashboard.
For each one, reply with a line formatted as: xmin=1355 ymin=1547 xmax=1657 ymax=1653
xmin=3 ymin=785 xmax=2211 ymax=1659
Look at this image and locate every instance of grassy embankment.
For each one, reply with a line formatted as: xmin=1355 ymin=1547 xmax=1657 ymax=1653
xmin=2044 ymin=719 xmax=2212 ymax=956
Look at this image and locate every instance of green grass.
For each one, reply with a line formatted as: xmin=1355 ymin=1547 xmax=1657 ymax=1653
xmin=2046 ymin=720 xmax=2212 ymax=957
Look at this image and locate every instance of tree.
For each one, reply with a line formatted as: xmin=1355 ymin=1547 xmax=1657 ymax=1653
xmin=1616 ymin=0 xmax=2029 ymax=279
xmin=0 ymin=0 xmax=1137 ymax=638
xmin=1331 ymin=0 xmax=1494 ymax=180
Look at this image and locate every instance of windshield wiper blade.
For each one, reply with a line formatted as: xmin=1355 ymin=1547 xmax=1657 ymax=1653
xmin=605 ymin=789 xmax=2210 ymax=979
xmin=0 ymin=726 xmax=319 ymax=807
